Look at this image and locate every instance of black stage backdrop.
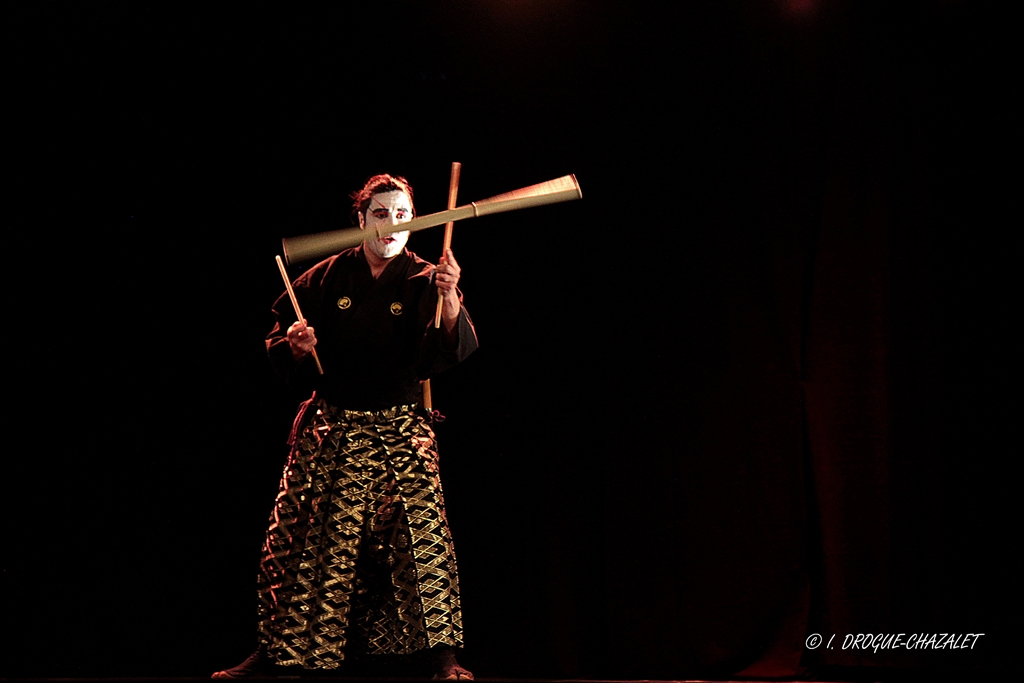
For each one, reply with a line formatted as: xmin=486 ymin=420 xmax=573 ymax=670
xmin=7 ymin=1 xmax=1000 ymax=680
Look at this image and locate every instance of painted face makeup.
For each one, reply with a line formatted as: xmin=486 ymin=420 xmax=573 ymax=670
xmin=360 ymin=190 xmax=413 ymax=260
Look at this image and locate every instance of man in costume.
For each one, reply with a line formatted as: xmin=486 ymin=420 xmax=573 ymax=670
xmin=214 ymin=174 xmax=477 ymax=680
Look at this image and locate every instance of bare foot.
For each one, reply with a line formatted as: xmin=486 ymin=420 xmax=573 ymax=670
xmin=211 ymin=648 xmax=270 ymax=679
xmin=430 ymin=647 xmax=474 ymax=680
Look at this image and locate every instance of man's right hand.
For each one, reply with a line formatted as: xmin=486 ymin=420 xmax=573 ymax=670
xmin=286 ymin=319 xmax=317 ymax=360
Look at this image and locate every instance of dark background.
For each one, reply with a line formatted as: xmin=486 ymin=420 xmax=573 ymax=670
xmin=7 ymin=0 xmax=1000 ymax=679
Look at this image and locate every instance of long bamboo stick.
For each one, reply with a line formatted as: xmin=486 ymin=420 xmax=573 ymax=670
xmin=283 ymin=174 xmax=581 ymax=265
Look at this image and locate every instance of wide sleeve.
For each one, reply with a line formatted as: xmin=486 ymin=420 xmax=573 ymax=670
xmin=415 ymin=283 xmax=479 ymax=379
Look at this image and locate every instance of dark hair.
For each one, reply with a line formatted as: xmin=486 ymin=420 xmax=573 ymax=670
xmin=350 ymin=174 xmax=415 ymax=225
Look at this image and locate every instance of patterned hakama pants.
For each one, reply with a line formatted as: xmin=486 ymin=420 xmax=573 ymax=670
xmin=256 ymin=401 xmax=463 ymax=669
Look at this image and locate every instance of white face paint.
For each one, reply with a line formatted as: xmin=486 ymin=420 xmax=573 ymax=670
xmin=359 ymin=190 xmax=413 ymax=260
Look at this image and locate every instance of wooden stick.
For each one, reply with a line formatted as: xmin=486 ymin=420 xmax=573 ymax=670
xmin=423 ymin=162 xmax=463 ymax=413
xmin=283 ymin=174 xmax=582 ymax=265
xmin=435 ymin=161 xmax=462 ymax=328
xmin=421 ymin=374 xmax=433 ymax=413
xmin=275 ymin=255 xmax=324 ymax=375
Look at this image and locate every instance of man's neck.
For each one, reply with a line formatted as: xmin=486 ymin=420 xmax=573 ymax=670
xmin=362 ymin=245 xmax=395 ymax=279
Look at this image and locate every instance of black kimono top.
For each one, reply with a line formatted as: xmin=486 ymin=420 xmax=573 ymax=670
xmin=267 ymin=246 xmax=478 ymax=411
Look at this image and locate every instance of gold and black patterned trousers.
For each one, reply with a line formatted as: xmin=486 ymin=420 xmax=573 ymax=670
xmin=256 ymin=400 xmax=463 ymax=669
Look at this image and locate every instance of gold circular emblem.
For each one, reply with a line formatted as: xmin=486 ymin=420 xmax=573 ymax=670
xmin=337 ymin=296 xmax=352 ymax=309
xmin=390 ymin=302 xmax=403 ymax=316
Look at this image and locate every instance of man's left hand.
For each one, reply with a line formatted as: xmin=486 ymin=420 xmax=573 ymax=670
xmin=437 ymin=248 xmax=462 ymax=331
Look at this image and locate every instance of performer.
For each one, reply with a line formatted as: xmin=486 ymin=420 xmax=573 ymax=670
xmin=214 ymin=174 xmax=477 ymax=680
